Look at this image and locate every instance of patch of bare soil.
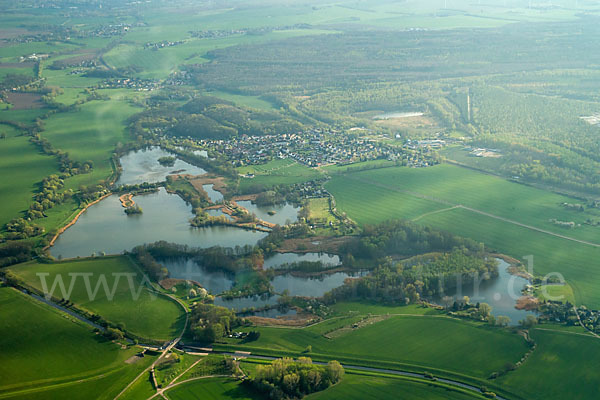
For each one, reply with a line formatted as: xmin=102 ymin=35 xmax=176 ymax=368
xmin=516 ymin=296 xmax=539 ymax=311
xmin=325 ymin=315 xmax=390 ymax=339
xmin=6 ymin=92 xmax=44 ymax=110
xmin=278 ymin=236 xmax=353 ymax=254
xmin=125 ymin=354 xmax=144 ymax=364
xmin=0 ymin=62 xmax=35 ymax=68
xmin=374 ymin=114 xmax=436 ymax=128
xmin=188 ymin=175 xmax=228 ymax=196
xmin=246 ymin=312 xmax=318 ymax=327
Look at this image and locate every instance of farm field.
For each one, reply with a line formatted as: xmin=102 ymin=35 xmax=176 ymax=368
xmin=0 ymin=287 xmax=139 ymax=397
xmin=40 ymin=98 xmax=140 ymax=188
xmin=215 ymin=314 xmax=529 ymax=384
xmin=498 ymin=328 xmax=600 ymax=399
xmin=326 ymin=165 xmax=600 ymax=308
xmin=0 ymin=135 xmax=60 ymax=229
xmin=307 ymin=372 xmax=487 ymax=400
xmin=335 ymin=164 xmax=600 ymax=243
xmin=165 ymin=377 xmax=259 ymax=400
xmin=8 ymin=256 xmax=186 ymax=341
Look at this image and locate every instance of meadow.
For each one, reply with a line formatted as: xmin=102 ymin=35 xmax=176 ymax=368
xmin=41 ymin=98 xmax=140 ymax=189
xmin=326 ymin=164 xmax=600 ymax=308
xmin=307 ymin=372 xmax=487 ymax=400
xmin=215 ymin=313 xmax=529 ymax=389
xmin=0 ymin=287 xmax=140 ymax=397
xmin=8 ymin=256 xmax=186 ymax=341
xmin=0 ymin=136 xmax=60 ymax=229
xmin=498 ymin=328 xmax=600 ymax=399
xmin=165 ymin=377 xmax=258 ymax=400
xmin=237 ymin=159 xmax=323 ymax=191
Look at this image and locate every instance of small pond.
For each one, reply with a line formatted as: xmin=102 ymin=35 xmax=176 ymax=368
xmin=237 ymin=200 xmax=300 ymax=226
xmin=214 ymin=295 xmax=281 ymax=310
xmin=207 ymin=208 xmax=234 ymax=221
xmin=263 ymin=252 xmax=341 ymax=269
xmin=271 ymin=271 xmax=365 ymax=298
xmin=160 ymin=258 xmax=234 ymax=295
xmin=435 ymin=258 xmax=535 ymax=325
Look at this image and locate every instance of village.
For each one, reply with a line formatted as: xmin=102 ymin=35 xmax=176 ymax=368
xmin=181 ymin=129 xmax=441 ymax=168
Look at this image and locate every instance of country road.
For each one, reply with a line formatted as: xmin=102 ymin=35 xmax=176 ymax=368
xmin=114 ymin=291 xmax=190 ymax=400
xmin=214 ymin=351 xmax=510 ymax=400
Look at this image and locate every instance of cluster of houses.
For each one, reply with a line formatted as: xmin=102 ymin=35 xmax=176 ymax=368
xmin=19 ymin=53 xmax=49 ymax=62
xmin=144 ymin=40 xmax=185 ymax=50
xmin=581 ymin=114 xmax=600 ymax=126
xmin=464 ymin=146 xmax=502 ymax=158
xmin=98 ymin=78 xmax=161 ymax=91
xmin=195 ymin=129 xmax=411 ymax=167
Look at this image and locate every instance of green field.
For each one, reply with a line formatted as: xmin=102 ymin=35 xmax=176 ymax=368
xmin=326 ymin=164 xmax=600 ymax=308
xmin=307 ymin=372 xmax=487 ymax=400
xmin=8 ymin=256 xmax=186 ymax=341
xmin=238 ymin=159 xmax=323 ymax=190
xmin=102 ymin=29 xmax=335 ymax=79
xmin=498 ymin=328 xmax=600 ymax=399
xmin=0 ymin=136 xmax=60 ymax=229
xmin=165 ymin=377 xmax=258 ymax=400
xmin=215 ymin=314 xmax=529 ymax=386
xmin=0 ymin=287 xmax=140 ymax=397
xmin=41 ymin=98 xmax=140 ymax=188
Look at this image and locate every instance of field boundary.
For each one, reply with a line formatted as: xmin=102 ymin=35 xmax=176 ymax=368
xmin=346 ymin=174 xmax=600 ymax=248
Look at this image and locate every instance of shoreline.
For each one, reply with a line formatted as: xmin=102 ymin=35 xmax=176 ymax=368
xmin=44 ymin=193 xmax=112 ymax=252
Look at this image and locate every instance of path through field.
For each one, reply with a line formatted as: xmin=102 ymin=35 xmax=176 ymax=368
xmin=348 ymin=175 xmax=600 ymax=248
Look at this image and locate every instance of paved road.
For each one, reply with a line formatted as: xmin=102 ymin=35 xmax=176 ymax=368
xmin=114 ymin=292 xmax=190 ymax=400
xmin=215 ymin=351 xmax=509 ymax=400
xmin=19 ymin=289 xmax=104 ymax=330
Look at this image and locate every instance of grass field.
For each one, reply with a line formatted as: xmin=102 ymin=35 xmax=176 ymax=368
xmin=238 ymin=159 xmax=323 ymax=190
xmin=498 ymin=328 xmax=600 ymax=399
xmin=41 ymin=98 xmax=140 ymax=188
xmin=326 ymin=164 xmax=600 ymax=308
xmin=165 ymin=377 xmax=258 ymax=400
xmin=0 ymin=135 xmax=60 ymax=229
xmin=215 ymin=314 xmax=529 ymax=383
xmin=307 ymin=372 xmax=487 ymax=400
xmin=0 ymin=287 xmax=139 ymax=397
xmin=8 ymin=256 xmax=186 ymax=341
xmin=307 ymin=197 xmax=336 ymax=224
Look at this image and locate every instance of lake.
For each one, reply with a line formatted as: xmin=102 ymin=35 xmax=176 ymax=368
xmin=50 ymin=188 xmax=267 ymax=259
xmin=237 ymin=200 xmax=300 ymax=226
xmin=116 ymin=147 xmax=206 ymax=186
xmin=263 ymin=252 xmax=341 ymax=269
xmin=437 ymin=258 xmax=535 ymax=325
